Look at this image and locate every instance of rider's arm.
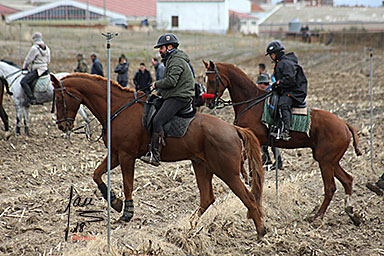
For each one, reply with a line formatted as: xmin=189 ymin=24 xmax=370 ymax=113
xmin=276 ymin=61 xmax=296 ymax=89
xmin=23 ymin=46 xmax=38 ymax=70
xmin=155 ymin=64 xmax=183 ymax=89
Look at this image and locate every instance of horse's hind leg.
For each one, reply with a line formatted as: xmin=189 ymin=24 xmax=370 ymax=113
xmin=0 ymin=107 xmax=10 ymax=139
xmin=219 ymin=172 xmax=265 ymax=239
xmin=92 ymin=153 xmax=123 ymax=213
xmin=313 ymin=161 xmax=336 ymax=220
xmin=192 ymin=160 xmax=215 ymax=216
xmin=334 ymin=163 xmax=361 ymax=225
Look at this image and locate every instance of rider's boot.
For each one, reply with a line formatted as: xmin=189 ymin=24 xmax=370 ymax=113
xmin=140 ymin=132 xmax=164 ymax=166
xmin=21 ymin=82 xmax=36 ymax=105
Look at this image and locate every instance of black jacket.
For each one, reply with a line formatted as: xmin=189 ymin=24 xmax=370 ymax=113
xmin=91 ymin=58 xmax=104 ymax=77
xmin=133 ymin=69 xmax=152 ymax=93
xmin=114 ymin=61 xmax=129 ymax=84
xmin=273 ymin=52 xmax=307 ymax=103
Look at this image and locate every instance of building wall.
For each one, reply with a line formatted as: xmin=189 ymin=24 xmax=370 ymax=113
xmin=240 ymin=18 xmax=259 ymax=34
xmin=157 ymin=1 xmax=229 ymax=33
xmin=228 ymin=0 xmax=251 ymax=13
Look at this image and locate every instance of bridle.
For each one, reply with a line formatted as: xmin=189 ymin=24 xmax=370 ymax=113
xmin=53 ymin=80 xmax=82 ymax=127
xmin=204 ymin=63 xmax=272 ymax=125
xmin=205 ymin=63 xmax=228 ymax=106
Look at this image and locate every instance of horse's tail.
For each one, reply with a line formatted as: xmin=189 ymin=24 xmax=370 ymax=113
xmin=236 ymin=127 xmax=264 ymax=216
xmin=346 ymin=121 xmax=362 ymax=156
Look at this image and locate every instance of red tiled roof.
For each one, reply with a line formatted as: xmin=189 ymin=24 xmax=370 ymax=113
xmin=229 ymin=10 xmax=257 ymax=19
xmin=0 ymin=4 xmax=19 ymax=15
xmin=251 ymin=3 xmax=264 ymax=12
xmin=76 ymin=0 xmax=156 ymax=17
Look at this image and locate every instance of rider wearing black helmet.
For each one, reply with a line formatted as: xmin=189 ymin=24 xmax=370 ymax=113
xmin=140 ymin=33 xmax=195 ymax=166
xmin=266 ymin=40 xmax=308 ymax=141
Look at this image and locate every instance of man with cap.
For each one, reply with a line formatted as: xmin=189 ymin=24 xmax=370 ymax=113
xmin=265 ymin=40 xmax=308 ymax=141
xmin=21 ymin=32 xmax=51 ymax=105
xmin=90 ymin=53 xmax=104 ymax=77
xmin=114 ymin=54 xmax=129 ymax=87
xmin=140 ymin=33 xmax=195 ymax=166
xmin=74 ymin=53 xmax=88 ymax=73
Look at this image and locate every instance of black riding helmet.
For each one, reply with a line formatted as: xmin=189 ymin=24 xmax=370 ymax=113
xmin=265 ymin=40 xmax=285 ymax=56
xmin=154 ymin=33 xmax=179 ymax=48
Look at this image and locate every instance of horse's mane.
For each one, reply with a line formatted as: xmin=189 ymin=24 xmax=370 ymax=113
xmin=217 ymin=62 xmax=257 ymax=88
xmin=63 ymin=73 xmax=136 ymax=93
xmin=1 ymin=59 xmax=21 ymax=69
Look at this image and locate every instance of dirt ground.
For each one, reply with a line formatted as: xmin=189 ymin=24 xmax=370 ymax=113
xmin=0 ymin=26 xmax=383 ymax=255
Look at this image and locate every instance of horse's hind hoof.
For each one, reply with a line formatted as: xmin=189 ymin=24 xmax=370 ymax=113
xmin=15 ymin=127 xmax=20 ymax=136
xmin=112 ymin=198 xmax=123 ymax=213
xmin=345 ymin=206 xmax=362 ymax=226
xmin=119 ymin=215 xmax=133 ymax=222
xmin=257 ymin=226 xmax=267 ymax=240
xmin=5 ymin=131 xmax=11 ymax=140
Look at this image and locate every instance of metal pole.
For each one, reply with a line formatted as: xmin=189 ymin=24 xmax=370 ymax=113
xmin=275 ymin=147 xmax=279 ymax=199
xmin=369 ymin=48 xmax=374 ymax=172
xmin=101 ymin=32 xmax=118 ymax=255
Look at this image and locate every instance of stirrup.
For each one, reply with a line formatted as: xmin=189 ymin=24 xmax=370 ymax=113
xmin=140 ymin=151 xmax=160 ymax=166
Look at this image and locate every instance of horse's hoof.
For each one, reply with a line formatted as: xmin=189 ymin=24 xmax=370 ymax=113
xmin=345 ymin=206 xmax=362 ymax=226
xmin=5 ymin=131 xmax=11 ymax=140
xmin=15 ymin=127 xmax=20 ymax=136
xmin=24 ymin=127 xmax=30 ymax=136
xmin=112 ymin=198 xmax=123 ymax=213
xmin=257 ymin=226 xmax=267 ymax=240
xmin=119 ymin=215 xmax=133 ymax=222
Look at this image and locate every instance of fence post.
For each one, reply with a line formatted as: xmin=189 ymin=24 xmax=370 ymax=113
xmin=369 ymin=48 xmax=374 ymax=172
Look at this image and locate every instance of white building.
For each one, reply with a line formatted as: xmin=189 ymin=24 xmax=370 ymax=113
xmin=157 ymin=0 xmax=252 ymax=34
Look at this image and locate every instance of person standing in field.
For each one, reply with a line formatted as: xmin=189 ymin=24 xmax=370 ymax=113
xmin=133 ymin=63 xmax=152 ymax=94
xmin=74 ymin=53 xmax=88 ymax=73
xmin=114 ymin=54 xmax=129 ymax=87
xmin=90 ymin=53 xmax=104 ymax=77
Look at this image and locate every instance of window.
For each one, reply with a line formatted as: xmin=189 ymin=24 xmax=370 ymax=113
xmin=171 ymin=16 xmax=179 ymax=28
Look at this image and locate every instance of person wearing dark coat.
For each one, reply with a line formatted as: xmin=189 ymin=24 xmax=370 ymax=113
xmin=265 ymin=40 xmax=308 ymax=141
xmin=151 ymin=57 xmax=165 ymax=81
xmin=90 ymin=53 xmax=104 ymax=77
xmin=114 ymin=54 xmax=129 ymax=87
xmin=133 ymin=63 xmax=152 ymax=94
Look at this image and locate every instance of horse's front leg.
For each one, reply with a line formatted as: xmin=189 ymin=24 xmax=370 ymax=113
xmin=15 ymin=102 xmax=22 ymax=136
xmin=117 ymin=152 xmax=135 ymax=222
xmin=23 ymin=106 xmax=30 ymax=136
xmin=93 ymin=153 xmax=123 ymax=212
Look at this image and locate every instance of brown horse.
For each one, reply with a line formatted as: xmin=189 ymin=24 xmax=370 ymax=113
xmin=203 ymin=60 xmax=362 ymax=224
xmin=0 ymin=77 xmax=11 ymax=139
xmin=50 ymin=73 xmax=266 ymax=238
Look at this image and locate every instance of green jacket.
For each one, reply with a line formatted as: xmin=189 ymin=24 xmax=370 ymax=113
xmin=74 ymin=59 xmax=88 ymax=73
xmin=155 ymin=49 xmax=194 ymax=102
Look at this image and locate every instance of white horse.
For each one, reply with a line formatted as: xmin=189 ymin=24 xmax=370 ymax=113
xmin=0 ymin=60 xmax=89 ymax=136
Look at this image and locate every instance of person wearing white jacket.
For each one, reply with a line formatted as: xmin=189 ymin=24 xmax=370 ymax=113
xmin=21 ymin=32 xmax=51 ymax=105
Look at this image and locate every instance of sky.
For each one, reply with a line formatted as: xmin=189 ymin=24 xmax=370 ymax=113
xmin=272 ymin=0 xmax=383 ymax=7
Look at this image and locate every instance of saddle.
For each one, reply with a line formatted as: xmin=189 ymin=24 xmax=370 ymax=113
xmin=262 ymin=91 xmax=311 ymax=136
xmin=33 ymin=74 xmax=50 ymax=93
xmin=142 ymin=95 xmax=196 ymax=138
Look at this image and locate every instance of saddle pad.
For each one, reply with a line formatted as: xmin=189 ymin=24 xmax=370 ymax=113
xmin=142 ymin=99 xmax=196 ymax=138
xmin=261 ymin=100 xmax=311 ymax=134
xmin=34 ymin=75 xmax=50 ymax=93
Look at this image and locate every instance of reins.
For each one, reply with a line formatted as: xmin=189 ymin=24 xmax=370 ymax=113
xmin=54 ymin=78 xmax=152 ymax=142
xmin=205 ymin=64 xmax=272 ymax=124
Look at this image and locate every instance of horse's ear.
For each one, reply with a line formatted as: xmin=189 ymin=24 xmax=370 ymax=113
xmin=209 ymin=60 xmax=215 ymax=70
xmin=50 ymin=74 xmax=60 ymax=88
xmin=202 ymin=60 xmax=209 ymax=69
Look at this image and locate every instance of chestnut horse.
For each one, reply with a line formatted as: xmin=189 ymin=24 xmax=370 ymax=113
xmin=50 ymin=73 xmax=266 ymax=238
xmin=203 ymin=60 xmax=362 ymax=224
xmin=0 ymin=77 xmax=12 ymax=139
